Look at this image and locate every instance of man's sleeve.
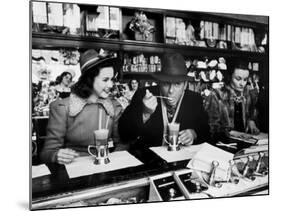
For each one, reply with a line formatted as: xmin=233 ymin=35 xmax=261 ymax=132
xmin=194 ymin=94 xmax=211 ymax=143
xmin=118 ymin=89 xmax=145 ymax=143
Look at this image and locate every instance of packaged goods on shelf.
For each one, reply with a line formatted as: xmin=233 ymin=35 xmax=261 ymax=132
xmin=63 ymin=3 xmax=80 ymax=34
xmin=185 ymin=22 xmax=196 ymax=46
xmin=96 ymin=6 xmax=110 ymax=29
xmin=175 ymin=18 xmax=186 ymax=45
xmin=227 ymin=24 xmax=232 ymax=41
xmin=165 ymin=17 xmax=196 ymax=46
xmin=47 ymin=2 xmax=64 ymax=26
xmin=166 ymin=17 xmax=176 ymax=38
xmin=86 ymin=13 xmax=98 ymax=32
xmin=219 ymin=24 xmax=227 ymax=41
xmin=109 ymin=7 xmax=121 ymax=30
xmin=85 ymin=6 xmax=121 ymax=38
xmin=32 ymin=1 xmax=47 ymax=24
xmin=122 ymin=54 xmax=161 ymax=73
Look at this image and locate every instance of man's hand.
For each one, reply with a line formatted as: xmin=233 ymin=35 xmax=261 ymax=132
xmin=56 ymin=148 xmax=79 ymax=165
xmin=142 ymin=89 xmax=158 ymax=115
xmin=246 ymin=120 xmax=260 ymax=135
xmin=178 ymin=129 xmax=197 ymax=146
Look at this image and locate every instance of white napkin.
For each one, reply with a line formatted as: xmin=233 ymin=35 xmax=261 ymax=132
xmin=187 ymin=143 xmax=234 ymax=180
xmin=253 ymin=133 xmax=268 ymax=145
xmin=150 ymin=144 xmax=203 ymax=163
xmin=65 ymin=151 xmax=143 ymax=179
xmin=32 ymin=164 xmax=51 ymax=178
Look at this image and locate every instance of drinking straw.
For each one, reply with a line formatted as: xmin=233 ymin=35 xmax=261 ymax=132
xmin=114 ymin=72 xmax=119 ymax=80
xmin=105 ymin=115 xmax=110 ymax=129
xmin=154 ymin=96 xmax=173 ymax=100
xmin=99 ymin=108 xmax=102 ymax=130
xmin=171 ymin=93 xmax=184 ymax=124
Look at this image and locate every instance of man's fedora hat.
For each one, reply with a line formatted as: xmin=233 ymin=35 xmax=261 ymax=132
xmin=152 ymin=53 xmax=190 ymax=82
xmin=80 ymin=49 xmax=118 ymax=75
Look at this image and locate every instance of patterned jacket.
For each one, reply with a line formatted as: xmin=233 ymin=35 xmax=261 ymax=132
xmin=204 ymin=85 xmax=258 ymax=138
xmin=40 ymin=94 xmax=124 ymax=163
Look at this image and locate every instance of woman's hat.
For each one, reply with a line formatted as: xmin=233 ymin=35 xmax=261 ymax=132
xmin=152 ymin=53 xmax=190 ymax=82
xmin=80 ymin=49 xmax=117 ymax=75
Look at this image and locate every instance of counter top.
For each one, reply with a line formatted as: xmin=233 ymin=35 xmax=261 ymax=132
xmin=32 ymin=147 xmax=176 ymax=198
xmin=32 ymin=143 xmax=268 ymax=209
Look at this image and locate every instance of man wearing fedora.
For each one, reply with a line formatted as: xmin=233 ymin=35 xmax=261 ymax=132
xmin=119 ymin=53 xmax=210 ymax=149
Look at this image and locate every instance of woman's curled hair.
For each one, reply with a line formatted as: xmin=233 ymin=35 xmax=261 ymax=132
xmin=72 ymin=60 xmax=117 ymax=99
xmin=55 ymin=71 xmax=73 ymax=85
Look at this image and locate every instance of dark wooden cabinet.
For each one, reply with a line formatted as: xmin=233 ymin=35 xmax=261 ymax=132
xmin=31 ymin=2 xmax=268 ymax=80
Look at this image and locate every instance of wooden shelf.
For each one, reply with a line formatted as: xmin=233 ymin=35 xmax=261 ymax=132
xmin=122 ymin=72 xmax=154 ymax=80
xmin=77 ymin=3 xmax=268 ymax=30
xmin=32 ymin=32 xmax=267 ymax=61
xmin=32 ymin=32 xmax=123 ymax=51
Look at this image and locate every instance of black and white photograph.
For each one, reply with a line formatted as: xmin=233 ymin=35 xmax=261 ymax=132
xmin=27 ymin=0 xmax=272 ymax=210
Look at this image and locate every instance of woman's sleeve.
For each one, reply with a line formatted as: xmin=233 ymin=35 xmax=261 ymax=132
xmin=40 ymin=100 xmax=68 ymax=163
xmin=247 ymin=89 xmax=259 ymax=123
xmin=204 ymin=91 xmax=224 ymax=137
xmin=193 ymin=95 xmax=210 ymax=143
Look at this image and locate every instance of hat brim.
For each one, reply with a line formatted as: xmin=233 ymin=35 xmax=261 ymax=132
xmin=152 ymin=72 xmax=191 ymax=83
xmin=81 ymin=56 xmax=118 ymax=75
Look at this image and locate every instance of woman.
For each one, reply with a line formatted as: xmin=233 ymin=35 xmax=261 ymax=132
xmin=204 ymin=60 xmax=260 ymax=141
xmin=55 ymin=71 xmax=73 ymax=99
xmin=40 ymin=49 xmax=123 ymax=164
xmin=127 ymin=79 xmax=139 ymax=101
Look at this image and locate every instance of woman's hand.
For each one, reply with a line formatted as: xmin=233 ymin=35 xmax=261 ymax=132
xmin=56 ymin=148 xmax=79 ymax=165
xmin=246 ymin=120 xmax=260 ymax=135
xmin=178 ymin=129 xmax=197 ymax=146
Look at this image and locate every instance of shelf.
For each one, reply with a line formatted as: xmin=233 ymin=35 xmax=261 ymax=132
xmin=32 ymin=32 xmax=123 ymax=51
xmin=77 ymin=3 xmax=268 ymax=30
xmin=32 ymin=33 xmax=267 ymax=61
xmin=122 ymin=72 xmax=155 ymax=80
xmin=140 ymin=9 xmax=268 ymax=30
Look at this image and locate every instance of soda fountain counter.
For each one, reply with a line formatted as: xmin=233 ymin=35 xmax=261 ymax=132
xmin=31 ymin=138 xmax=269 ymax=210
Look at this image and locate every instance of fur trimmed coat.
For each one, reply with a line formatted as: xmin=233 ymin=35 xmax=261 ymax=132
xmin=40 ymin=94 xmax=123 ymax=163
xmin=204 ymin=85 xmax=258 ymax=139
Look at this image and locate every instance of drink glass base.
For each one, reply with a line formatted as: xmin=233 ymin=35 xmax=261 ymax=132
xmin=168 ymin=145 xmax=180 ymax=151
xmin=94 ymin=157 xmax=110 ymax=165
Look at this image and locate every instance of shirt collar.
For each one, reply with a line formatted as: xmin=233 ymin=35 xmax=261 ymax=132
xmin=69 ymin=93 xmax=114 ymax=117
